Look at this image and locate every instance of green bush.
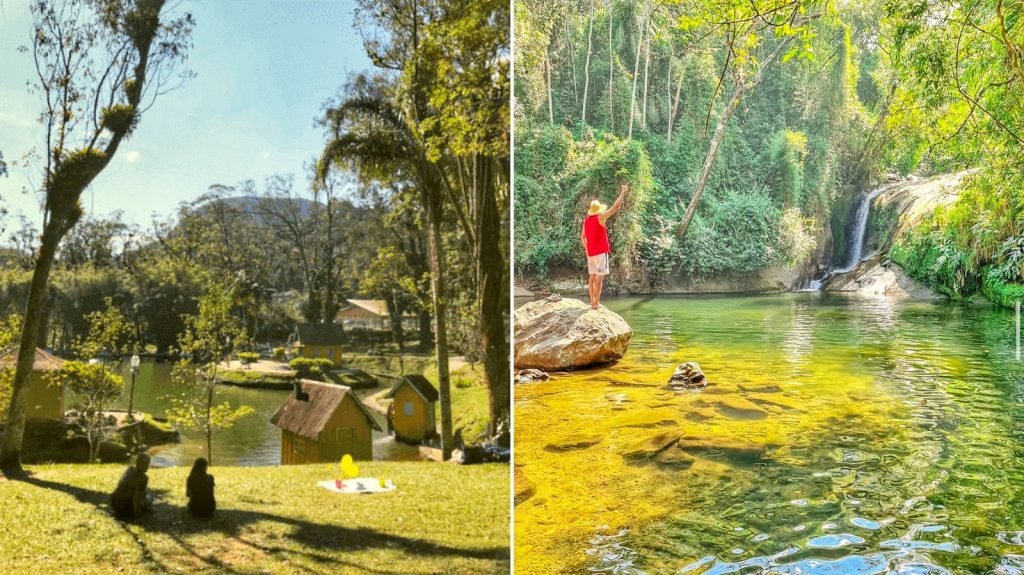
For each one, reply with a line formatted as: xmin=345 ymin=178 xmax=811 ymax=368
xmin=237 ymin=352 xmax=260 ymax=366
xmin=272 ymin=347 xmax=287 ymax=362
xmin=289 ymin=357 xmax=335 ymax=380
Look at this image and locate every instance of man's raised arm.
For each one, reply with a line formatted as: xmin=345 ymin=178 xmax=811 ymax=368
xmin=600 ymin=183 xmax=629 ymax=223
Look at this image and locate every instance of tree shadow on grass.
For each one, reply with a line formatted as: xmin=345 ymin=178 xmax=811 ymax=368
xmin=19 ymin=475 xmax=508 ymax=575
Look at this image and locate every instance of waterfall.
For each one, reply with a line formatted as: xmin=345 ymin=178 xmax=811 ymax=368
xmin=834 ymin=186 xmax=886 ymax=274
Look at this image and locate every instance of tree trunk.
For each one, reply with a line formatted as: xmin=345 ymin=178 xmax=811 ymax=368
xmin=641 ymin=16 xmax=651 ymax=129
xmin=424 ymin=182 xmax=453 ymax=460
xmin=1 ymin=221 xmax=62 ymax=474
xmin=677 ymin=37 xmax=791 ymax=238
xmin=567 ymin=20 xmax=579 ymax=105
xmin=668 ymin=49 xmax=685 ymax=143
xmin=418 ymin=310 xmax=432 ymax=351
xmin=677 ymin=73 xmax=745 ymax=238
xmin=206 ymin=381 xmax=214 ymax=466
xmin=608 ymin=4 xmax=614 ymax=132
xmin=475 ymin=157 xmax=509 ymax=444
xmin=546 ymin=48 xmax=554 ymax=125
xmin=388 ymin=294 xmax=404 ymax=351
xmin=627 ymin=3 xmax=646 ymax=139
xmin=581 ymin=0 xmax=595 ymax=123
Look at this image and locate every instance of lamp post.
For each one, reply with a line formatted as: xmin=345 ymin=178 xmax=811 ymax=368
xmin=128 ymin=354 xmax=141 ymax=421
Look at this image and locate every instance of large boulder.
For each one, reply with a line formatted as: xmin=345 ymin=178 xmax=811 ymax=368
xmin=514 ymin=295 xmax=632 ymax=370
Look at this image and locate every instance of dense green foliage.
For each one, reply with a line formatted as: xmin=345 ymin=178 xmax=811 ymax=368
xmin=289 ymin=357 xmax=336 ymax=379
xmin=880 ymin=0 xmax=1024 ymax=305
xmin=515 ymin=0 xmax=1024 ymax=302
xmin=236 ymin=352 xmax=260 ymax=365
xmin=515 ymin=0 xmax=873 ymax=286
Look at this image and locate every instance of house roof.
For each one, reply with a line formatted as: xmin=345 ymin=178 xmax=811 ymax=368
xmin=0 ymin=348 xmax=65 ymax=371
xmin=343 ymin=299 xmax=389 ymax=317
xmin=384 ymin=374 xmax=439 ymax=403
xmin=295 ymin=323 xmax=345 ymax=346
xmin=270 ymin=380 xmax=381 ymax=439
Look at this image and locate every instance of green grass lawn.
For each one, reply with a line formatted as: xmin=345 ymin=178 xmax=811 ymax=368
xmin=0 ymin=462 xmax=509 ymax=574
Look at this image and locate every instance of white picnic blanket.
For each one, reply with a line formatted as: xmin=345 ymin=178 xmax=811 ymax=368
xmin=316 ymin=478 xmax=396 ymax=494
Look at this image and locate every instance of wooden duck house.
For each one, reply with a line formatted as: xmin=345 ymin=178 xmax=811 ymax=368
xmin=385 ymin=375 xmax=438 ymax=443
xmin=292 ymin=323 xmax=345 ymax=367
xmin=270 ymin=380 xmax=380 ymax=464
xmin=0 ymin=348 xmax=65 ymax=420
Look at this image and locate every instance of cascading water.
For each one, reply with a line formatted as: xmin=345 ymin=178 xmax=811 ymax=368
xmin=834 ymin=186 xmax=886 ymax=274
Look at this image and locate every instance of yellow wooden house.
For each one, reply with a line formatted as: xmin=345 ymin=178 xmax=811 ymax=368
xmin=384 ymin=375 xmax=438 ymax=443
xmin=270 ymin=380 xmax=380 ymax=464
xmin=292 ymin=323 xmax=345 ymax=367
xmin=0 ymin=348 xmax=65 ymax=420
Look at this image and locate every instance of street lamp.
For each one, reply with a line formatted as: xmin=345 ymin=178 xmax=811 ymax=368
xmin=128 ymin=354 xmax=141 ymax=421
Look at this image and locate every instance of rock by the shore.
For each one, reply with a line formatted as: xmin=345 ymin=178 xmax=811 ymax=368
xmin=514 ymin=295 xmax=633 ymax=370
xmin=667 ymin=362 xmax=709 ymax=390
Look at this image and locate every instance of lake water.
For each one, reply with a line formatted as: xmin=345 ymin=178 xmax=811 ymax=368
xmin=112 ymin=362 xmax=419 ymax=467
xmin=514 ymin=293 xmax=1024 ymax=574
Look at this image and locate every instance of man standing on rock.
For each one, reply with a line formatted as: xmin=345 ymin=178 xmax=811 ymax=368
xmin=581 ymin=182 xmax=628 ymax=309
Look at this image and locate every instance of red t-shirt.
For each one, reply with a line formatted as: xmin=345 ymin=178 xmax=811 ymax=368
xmin=583 ymin=214 xmax=610 ymax=257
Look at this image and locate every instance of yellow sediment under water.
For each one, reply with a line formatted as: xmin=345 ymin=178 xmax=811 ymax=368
xmin=514 ymin=293 xmax=1024 ymax=574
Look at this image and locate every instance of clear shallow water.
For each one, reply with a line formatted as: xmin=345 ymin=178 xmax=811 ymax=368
xmin=112 ymin=362 xmax=419 ymax=467
xmin=514 ymin=293 xmax=1024 ymax=574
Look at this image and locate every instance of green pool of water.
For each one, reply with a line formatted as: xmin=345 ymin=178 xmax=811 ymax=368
xmin=514 ymin=293 xmax=1024 ymax=574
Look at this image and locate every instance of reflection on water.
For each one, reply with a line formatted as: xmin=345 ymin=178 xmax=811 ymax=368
xmin=514 ymin=293 xmax=1024 ymax=574
xmin=112 ymin=363 xmax=419 ymax=467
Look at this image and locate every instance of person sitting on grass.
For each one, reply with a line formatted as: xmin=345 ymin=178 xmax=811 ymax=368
xmin=186 ymin=457 xmax=216 ymax=518
xmin=111 ymin=453 xmax=153 ymax=518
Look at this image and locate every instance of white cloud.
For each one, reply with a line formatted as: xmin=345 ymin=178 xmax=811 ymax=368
xmin=125 ymin=150 xmax=141 ymax=163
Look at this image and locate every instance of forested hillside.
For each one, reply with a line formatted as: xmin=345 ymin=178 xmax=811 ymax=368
xmin=514 ymin=0 xmax=1023 ymax=303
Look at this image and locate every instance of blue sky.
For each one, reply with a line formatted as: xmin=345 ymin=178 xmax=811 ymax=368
xmin=0 ymin=0 xmax=371 ymax=228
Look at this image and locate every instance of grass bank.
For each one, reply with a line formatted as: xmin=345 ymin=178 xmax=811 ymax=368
xmin=0 ymin=462 xmax=509 ymax=574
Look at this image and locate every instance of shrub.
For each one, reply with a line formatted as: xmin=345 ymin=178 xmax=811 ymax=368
xmin=272 ymin=347 xmax=287 ymax=362
xmin=237 ymin=352 xmax=260 ymax=366
xmin=289 ymin=357 xmax=335 ymax=380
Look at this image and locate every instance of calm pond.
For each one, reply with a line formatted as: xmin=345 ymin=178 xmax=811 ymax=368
xmin=112 ymin=362 xmax=419 ymax=467
xmin=514 ymin=293 xmax=1024 ymax=574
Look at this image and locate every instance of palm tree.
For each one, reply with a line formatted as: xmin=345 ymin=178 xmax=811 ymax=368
xmin=318 ymin=79 xmax=456 ymax=460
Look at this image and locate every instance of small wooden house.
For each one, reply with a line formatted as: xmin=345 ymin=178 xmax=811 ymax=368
xmin=270 ymin=380 xmax=380 ymax=464
xmin=292 ymin=323 xmax=345 ymax=367
xmin=0 ymin=348 xmax=65 ymax=420
xmin=336 ymin=299 xmax=419 ymax=332
xmin=385 ymin=375 xmax=439 ymax=443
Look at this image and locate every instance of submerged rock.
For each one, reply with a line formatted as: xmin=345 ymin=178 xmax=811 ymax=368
xmin=677 ymin=436 xmax=766 ymax=461
xmin=514 ymin=295 xmax=633 ymax=370
xmin=652 ymin=445 xmax=696 ymax=469
xmin=695 ymin=396 xmax=770 ymax=420
xmin=668 ymin=362 xmax=709 ymax=390
xmin=514 ymin=467 xmax=535 ymax=506
xmin=544 ymin=432 xmax=603 ymax=452
xmin=621 ymin=431 xmax=681 ymax=462
xmin=515 ymin=368 xmax=550 ymax=384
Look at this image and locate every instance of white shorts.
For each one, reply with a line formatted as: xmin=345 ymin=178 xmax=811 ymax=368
xmin=587 ymin=253 xmax=609 ymax=276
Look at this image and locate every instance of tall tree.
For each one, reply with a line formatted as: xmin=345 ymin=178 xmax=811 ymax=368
xmin=1 ymin=0 xmax=193 ymax=475
xmin=581 ymin=0 xmax=595 ymax=123
xmin=627 ymin=1 xmax=646 ymax=138
xmin=676 ymin=1 xmax=822 ymax=238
